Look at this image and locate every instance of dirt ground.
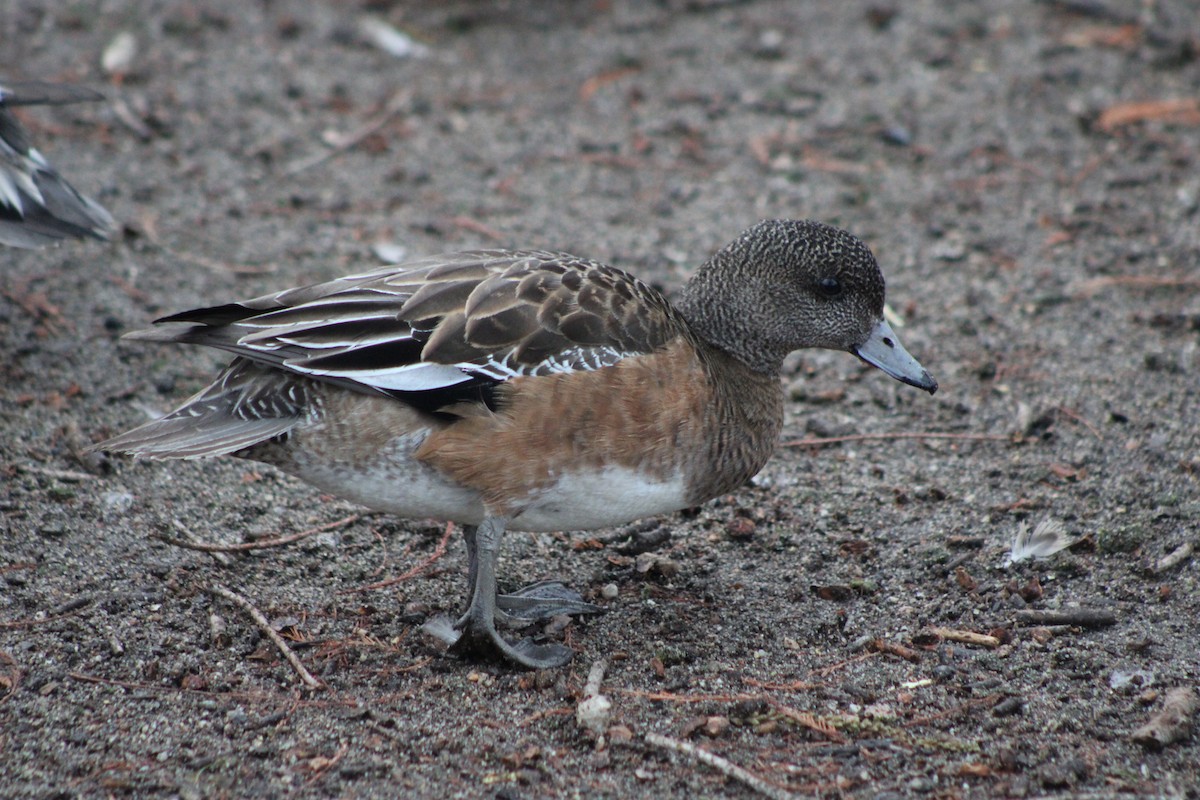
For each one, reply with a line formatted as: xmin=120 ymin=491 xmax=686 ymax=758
xmin=3 ymin=1 xmax=1199 ymax=797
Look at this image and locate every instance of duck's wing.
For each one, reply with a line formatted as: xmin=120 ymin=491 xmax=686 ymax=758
xmin=96 ymin=250 xmax=685 ymax=458
xmin=0 ymin=81 xmax=114 ymax=248
xmin=127 ymin=249 xmax=686 ymax=400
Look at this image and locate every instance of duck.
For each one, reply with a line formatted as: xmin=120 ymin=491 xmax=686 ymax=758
xmin=94 ymin=219 xmax=937 ymax=669
xmin=0 ymin=81 xmax=115 ymax=248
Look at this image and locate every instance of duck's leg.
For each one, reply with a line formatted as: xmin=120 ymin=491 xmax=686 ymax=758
xmin=462 ymin=524 xmax=601 ymax=625
xmin=449 ymin=516 xmax=575 ymax=669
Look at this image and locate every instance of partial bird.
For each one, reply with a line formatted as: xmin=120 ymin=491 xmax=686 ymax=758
xmin=0 ymin=81 xmax=115 ymax=248
xmin=94 ymin=220 xmax=937 ymax=669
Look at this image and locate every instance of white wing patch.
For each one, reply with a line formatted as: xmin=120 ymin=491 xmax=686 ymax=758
xmin=289 ymin=360 xmax=474 ymax=392
xmin=281 ymin=344 xmax=632 ymax=393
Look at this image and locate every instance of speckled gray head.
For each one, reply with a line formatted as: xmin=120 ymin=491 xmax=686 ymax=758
xmin=678 ymin=218 xmax=936 ymax=393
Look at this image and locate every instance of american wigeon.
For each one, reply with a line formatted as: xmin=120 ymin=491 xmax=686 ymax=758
xmin=0 ymin=81 xmax=115 ymax=248
xmin=95 ymin=219 xmax=936 ymax=669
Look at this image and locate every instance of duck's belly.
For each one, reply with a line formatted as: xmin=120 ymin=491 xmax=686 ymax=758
xmin=263 ymin=428 xmax=687 ymax=533
xmin=267 ymin=429 xmax=489 ymax=524
xmin=510 ymin=464 xmax=688 ymax=532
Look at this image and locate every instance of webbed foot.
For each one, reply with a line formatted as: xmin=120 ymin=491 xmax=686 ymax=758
xmin=422 ymin=518 xmax=584 ymax=669
xmin=495 ymin=580 xmax=602 ymax=625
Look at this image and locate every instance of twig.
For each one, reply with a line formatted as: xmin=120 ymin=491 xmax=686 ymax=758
xmin=1013 ymin=608 xmax=1116 ymax=628
xmin=69 ymin=671 xmax=173 ymax=694
xmin=283 ymin=91 xmax=410 ymax=176
xmin=157 ymin=245 xmax=278 ymax=275
xmin=579 ymin=66 xmax=641 ymax=102
xmin=614 ymin=689 xmax=763 ymax=703
xmin=870 ymin=638 xmax=922 ymax=663
xmin=338 ymin=521 xmax=455 ymax=594
xmin=1150 ymin=542 xmax=1194 ymax=574
xmin=784 ymin=432 xmax=1010 ymax=449
xmin=584 ymin=658 xmax=608 ymax=698
xmin=577 ymin=658 xmax=612 ymax=736
xmin=137 ymin=218 xmax=277 ymax=274
xmin=644 ymin=733 xmax=798 ymax=800
xmin=926 ymin=627 xmax=1001 ymax=649
xmin=1053 ymin=405 xmax=1103 ymax=439
xmin=155 ymin=514 xmax=362 ymax=553
xmin=742 ymin=678 xmax=818 ymax=691
xmin=205 ymin=584 xmax=325 ymax=690
xmin=451 ymin=215 xmax=506 ymax=242
xmin=20 ymin=465 xmax=97 ymax=482
xmin=163 ymin=523 xmax=232 ymax=566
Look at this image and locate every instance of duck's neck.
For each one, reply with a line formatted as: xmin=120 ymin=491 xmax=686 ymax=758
xmin=675 ymin=267 xmax=791 ymax=376
xmin=684 ymin=341 xmax=785 ymax=505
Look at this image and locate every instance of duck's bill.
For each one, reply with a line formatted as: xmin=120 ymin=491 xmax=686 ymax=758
xmin=855 ymin=319 xmax=938 ymax=394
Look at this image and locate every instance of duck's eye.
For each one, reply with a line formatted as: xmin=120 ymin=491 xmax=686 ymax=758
xmin=817 ymin=277 xmax=843 ymax=298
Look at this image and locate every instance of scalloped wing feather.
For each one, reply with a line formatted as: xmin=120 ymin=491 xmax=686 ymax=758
xmin=129 ymin=250 xmax=684 ymax=398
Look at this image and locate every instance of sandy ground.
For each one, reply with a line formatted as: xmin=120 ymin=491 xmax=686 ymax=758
xmin=3 ymin=1 xmax=1199 ymax=797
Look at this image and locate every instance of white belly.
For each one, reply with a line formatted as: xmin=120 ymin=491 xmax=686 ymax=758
xmin=282 ymin=433 xmax=687 ymax=533
xmin=278 ymin=430 xmax=487 ymax=524
xmin=511 ymin=465 xmax=688 ymax=532
xmin=302 ymin=462 xmax=686 ymax=533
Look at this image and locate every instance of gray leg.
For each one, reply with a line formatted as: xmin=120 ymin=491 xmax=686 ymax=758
xmin=461 ymin=524 xmax=601 ymax=626
xmin=461 ymin=524 xmax=479 ymax=599
xmin=448 ymin=516 xmax=575 ymax=669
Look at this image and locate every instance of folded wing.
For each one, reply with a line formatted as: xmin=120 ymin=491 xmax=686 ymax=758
xmin=98 ymin=251 xmax=685 ymax=458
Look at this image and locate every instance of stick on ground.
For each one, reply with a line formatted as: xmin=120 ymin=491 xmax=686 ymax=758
xmin=1013 ymin=608 xmax=1116 ymax=628
xmin=577 ymin=659 xmax=612 ymax=737
xmin=927 ymin=627 xmax=1001 ymax=648
xmin=1151 ymin=541 xmax=1194 ymax=575
xmin=206 ymin=584 xmax=325 ymax=691
xmin=283 ymin=91 xmax=409 ymax=176
xmin=644 ymin=732 xmax=798 ymax=800
xmin=784 ymin=431 xmax=1010 ymax=449
xmin=339 ymin=521 xmax=455 ymax=594
xmin=155 ymin=514 xmax=362 ymax=553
